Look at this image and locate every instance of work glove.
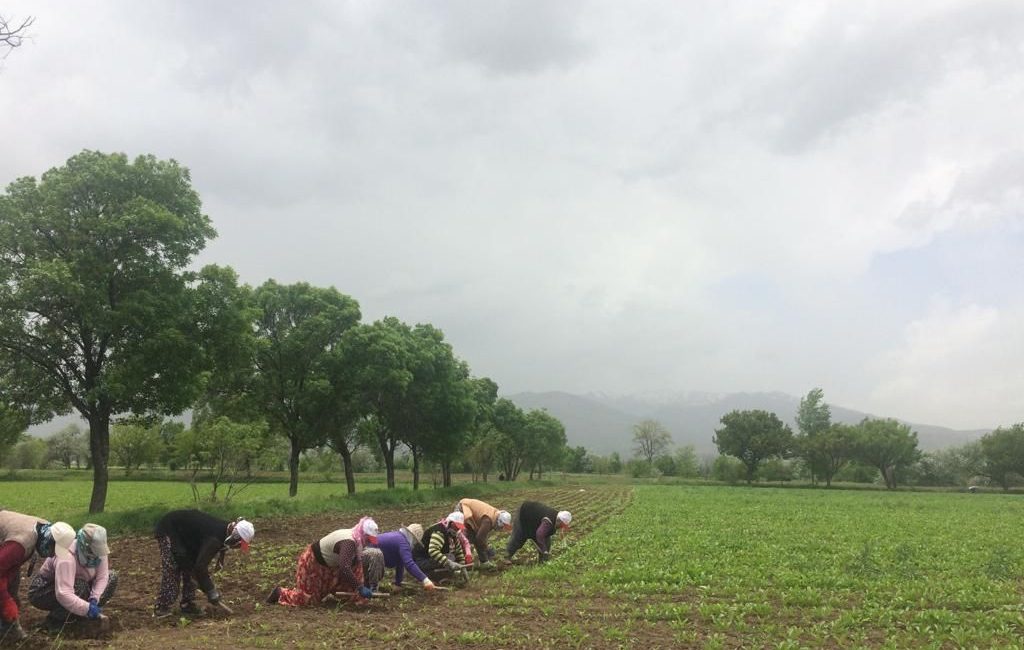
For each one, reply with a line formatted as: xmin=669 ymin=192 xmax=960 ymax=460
xmin=539 ymin=551 xmax=551 ymax=563
xmin=422 ymin=578 xmax=436 ymax=592
xmin=465 ymin=553 xmax=474 ymax=565
xmin=206 ymin=589 xmax=222 ymax=604
xmin=0 ymin=598 xmax=18 ymax=622
xmin=87 ymin=600 xmax=101 ymax=620
xmin=486 ymin=548 xmax=496 ymax=561
xmin=446 ymin=558 xmax=461 ymax=572
xmin=358 ymin=586 xmax=373 ymax=599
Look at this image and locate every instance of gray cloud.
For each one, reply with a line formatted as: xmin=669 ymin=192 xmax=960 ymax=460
xmin=3 ymin=0 xmax=1023 ymax=429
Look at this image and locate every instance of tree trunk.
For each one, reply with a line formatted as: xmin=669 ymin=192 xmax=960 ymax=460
xmin=87 ymin=412 xmax=110 ymax=514
xmin=412 ymin=448 xmax=420 ymax=490
xmin=442 ymin=460 xmax=452 ymax=488
xmin=376 ymin=431 xmax=396 ymax=489
xmin=288 ymin=436 xmax=301 ymax=497
xmin=339 ymin=447 xmax=356 ymax=495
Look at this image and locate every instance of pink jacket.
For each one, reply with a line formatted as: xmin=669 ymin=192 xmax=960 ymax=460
xmin=35 ymin=541 xmax=109 ymax=617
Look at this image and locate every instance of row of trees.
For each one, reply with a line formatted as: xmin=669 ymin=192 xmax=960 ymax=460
xmin=0 ymin=151 xmax=568 ymax=512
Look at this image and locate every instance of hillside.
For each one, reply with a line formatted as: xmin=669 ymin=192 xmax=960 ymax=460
xmin=509 ymin=390 xmax=989 ymax=456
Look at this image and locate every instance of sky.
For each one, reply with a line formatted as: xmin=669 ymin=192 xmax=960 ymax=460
xmin=2 ymin=1 xmax=1023 ymax=430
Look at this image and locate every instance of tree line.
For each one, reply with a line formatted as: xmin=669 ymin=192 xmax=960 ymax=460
xmin=0 ymin=151 xmax=570 ymax=512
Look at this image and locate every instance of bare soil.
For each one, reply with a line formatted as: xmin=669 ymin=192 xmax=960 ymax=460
xmin=8 ymin=484 xmax=634 ymax=650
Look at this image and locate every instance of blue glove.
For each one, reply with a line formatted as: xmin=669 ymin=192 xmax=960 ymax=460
xmin=87 ymin=600 xmax=101 ymax=619
xmin=357 ymin=586 xmax=373 ymax=599
xmin=486 ymin=548 xmax=496 ymax=560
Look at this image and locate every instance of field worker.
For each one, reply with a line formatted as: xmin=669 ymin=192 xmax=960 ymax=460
xmin=28 ymin=523 xmax=116 ymax=634
xmin=414 ymin=512 xmax=472 ymax=577
xmin=506 ymin=502 xmax=572 ymax=563
xmin=371 ymin=524 xmax=437 ymax=591
xmin=267 ymin=516 xmax=379 ymax=607
xmin=455 ymin=498 xmax=512 ymax=565
xmin=152 ymin=510 xmax=254 ymax=618
xmin=0 ymin=509 xmax=56 ymax=642
xmin=360 ymin=547 xmax=385 ymax=594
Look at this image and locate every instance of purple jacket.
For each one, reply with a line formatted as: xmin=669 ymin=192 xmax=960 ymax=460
xmin=372 ymin=530 xmax=428 ymax=585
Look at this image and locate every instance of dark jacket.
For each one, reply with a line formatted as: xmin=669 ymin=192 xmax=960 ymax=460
xmin=516 ymin=501 xmax=559 ymax=546
xmin=154 ymin=510 xmax=228 ymax=595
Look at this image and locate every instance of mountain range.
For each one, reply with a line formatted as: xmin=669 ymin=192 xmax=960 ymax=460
xmin=508 ymin=390 xmax=989 ymax=456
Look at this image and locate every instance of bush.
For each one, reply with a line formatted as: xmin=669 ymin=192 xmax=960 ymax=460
xmin=712 ymin=455 xmax=745 ymax=484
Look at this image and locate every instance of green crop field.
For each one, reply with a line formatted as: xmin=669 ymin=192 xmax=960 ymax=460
xmin=497 ymin=485 xmax=1024 ymax=648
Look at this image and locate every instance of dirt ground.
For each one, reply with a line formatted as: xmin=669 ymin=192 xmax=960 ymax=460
xmin=7 ymin=484 xmax=636 ymax=650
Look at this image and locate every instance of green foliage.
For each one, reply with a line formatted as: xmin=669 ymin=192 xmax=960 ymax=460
xmin=912 ymin=441 xmax=985 ymax=487
xmin=46 ymin=423 xmax=88 ymax=469
xmin=714 ymin=409 xmax=794 ymax=484
xmin=632 ymin=418 xmax=672 ymax=464
xmin=978 ymin=424 xmax=1024 ymax=490
xmin=562 ymin=445 xmax=592 ymax=473
xmin=523 ymin=409 xmax=567 ymax=479
xmin=0 ymin=151 xmax=244 ymax=513
xmin=852 ymin=418 xmax=921 ymax=489
xmin=251 ymin=280 xmax=361 ymax=497
xmin=5 ymin=436 xmax=47 ymax=470
xmin=109 ymin=422 xmax=163 ymax=475
xmin=711 ymin=454 xmax=746 ymax=483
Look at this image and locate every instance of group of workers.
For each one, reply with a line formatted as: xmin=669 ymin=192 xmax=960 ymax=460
xmin=0 ymin=498 xmax=571 ymax=641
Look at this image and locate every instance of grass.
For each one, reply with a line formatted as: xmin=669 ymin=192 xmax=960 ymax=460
xmin=0 ymin=473 xmax=541 ymax=535
xmin=499 ymin=485 xmax=1024 ymax=648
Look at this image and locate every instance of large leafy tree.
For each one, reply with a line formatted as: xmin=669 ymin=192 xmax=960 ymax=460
xmin=803 ymin=423 xmax=855 ymax=487
xmin=340 ymin=317 xmax=417 ymax=489
xmin=852 ymin=418 xmax=921 ymax=489
xmin=632 ymin=418 xmax=672 ymax=465
xmin=713 ymin=409 xmax=793 ymax=484
xmin=979 ymin=424 xmax=1024 ymax=490
xmin=251 ymin=280 xmax=360 ymax=497
xmin=0 ymin=151 xmax=248 ymax=512
xmin=523 ymin=409 xmax=567 ymax=479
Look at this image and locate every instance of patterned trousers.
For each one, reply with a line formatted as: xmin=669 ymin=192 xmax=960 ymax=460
xmin=28 ymin=571 xmax=118 ymax=622
xmin=154 ymin=536 xmax=197 ymax=609
xmin=275 ymin=546 xmax=363 ymax=607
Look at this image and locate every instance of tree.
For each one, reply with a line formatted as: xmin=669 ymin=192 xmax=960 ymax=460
xmin=523 ymin=409 xmax=566 ymax=480
xmin=794 ymin=388 xmax=832 ymax=484
xmin=673 ymin=444 xmax=701 ymax=478
xmin=713 ymin=409 xmax=793 ymax=484
xmin=109 ymin=422 xmax=162 ymax=476
xmin=0 ymin=402 xmax=28 ymax=462
xmin=340 ymin=318 xmax=417 ymax=489
xmin=801 ymin=423 xmax=855 ymax=487
xmin=193 ymin=415 xmax=270 ymax=502
xmin=46 ymin=423 xmax=87 ymax=469
xmin=851 ymin=418 xmax=921 ymax=489
xmin=632 ymin=419 xmax=672 ymax=465
xmin=0 ymin=151 xmax=249 ymax=512
xmin=464 ymin=378 xmax=499 ymax=482
xmin=563 ymin=445 xmax=591 ymax=473
xmin=0 ymin=15 xmax=33 ymax=57
xmin=251 ymin=280 xmax=361 ymax=497
xmin=979 ymin=424 xmax=1024 ymax=490
xmin=493 ymin=399 xmax=528 ymax=481
xmin=5 ymin=436 xmax=46 ymax=470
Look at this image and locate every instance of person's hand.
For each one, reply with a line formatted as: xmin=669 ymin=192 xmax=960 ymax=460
xmin=358 ymin=586 xmax=373 ymax=599
xmin=446 ymin=558 xmax=461 ymax=571
xmin=206 ymin=589 xmax=222 ymax=604
xmin=539 ymin=551 xmax=551 ymax=563
xmin=422 ymin=578 xmax=436 ymax=592
xmin=486 ymin=548 xmax=496 ymax=561
xmin=87 ymin=601 xmax=101 ymax=620
xmin=0 ymin=597 xmax=18 ymax=622
xmin=465 ymin=554 xmax=474 ymax=565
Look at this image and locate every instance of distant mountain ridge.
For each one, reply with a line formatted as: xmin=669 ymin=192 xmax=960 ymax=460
xmin=508 ymin=390 xmax=989 ymax=456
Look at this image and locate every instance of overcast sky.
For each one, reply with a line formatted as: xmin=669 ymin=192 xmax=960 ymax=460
xmin=2 ymin=1 xmax=1023 ymax=430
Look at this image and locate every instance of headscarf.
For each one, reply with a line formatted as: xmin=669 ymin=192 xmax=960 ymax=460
xmin=350 ymin=516 xmax=379 ymax=548
xmin=34 ymin=522 xmax=55 ymax=558
xmin=75 ymin=524 xmax=109 ymax=568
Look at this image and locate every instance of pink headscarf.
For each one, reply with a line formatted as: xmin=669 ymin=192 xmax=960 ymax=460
xmin=350 ymin=516 xmax=378 ymax=548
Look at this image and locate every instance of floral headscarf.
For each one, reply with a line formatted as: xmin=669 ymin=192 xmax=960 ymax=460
xmin=350 ymin=516 xmax=379 ymax=548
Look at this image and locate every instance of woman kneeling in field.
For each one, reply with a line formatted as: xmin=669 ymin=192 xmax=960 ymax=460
xmin=413 ymin=512 xmax=473 ymax=578
xmin=268 ymin=517 xmax=380 ymax=606
xmin=29 ymin=523 xmax=116 ymax=634
xmin=506 ymin=502 xmax=571 ymax=563
xmin=371 ymin=524 xmax=437 ymax=591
